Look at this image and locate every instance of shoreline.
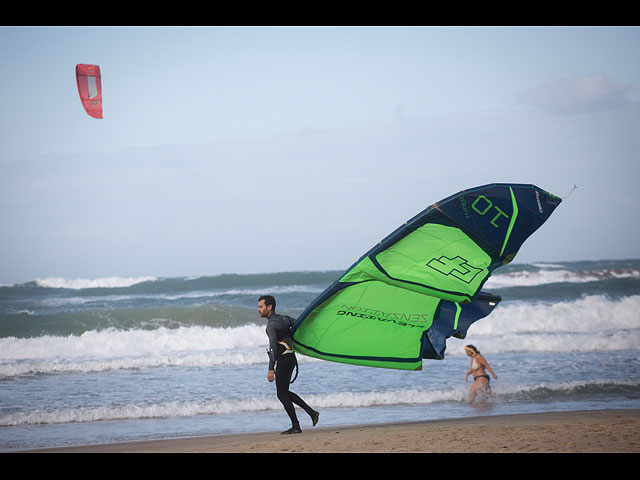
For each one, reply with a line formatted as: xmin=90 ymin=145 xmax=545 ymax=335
xmin=20 ymin=409 xmax=640 ymax=453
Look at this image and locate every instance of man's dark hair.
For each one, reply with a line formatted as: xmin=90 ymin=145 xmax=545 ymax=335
xmin=259 ymin=295 xmax=276 ymax=311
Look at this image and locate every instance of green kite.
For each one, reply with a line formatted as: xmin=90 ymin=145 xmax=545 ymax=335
xmin=291 ymin=183 xmax=562 ymax=370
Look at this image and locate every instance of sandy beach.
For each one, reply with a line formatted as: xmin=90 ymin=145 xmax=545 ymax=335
xmin=23 ymin=409 xmax=640 ymax=453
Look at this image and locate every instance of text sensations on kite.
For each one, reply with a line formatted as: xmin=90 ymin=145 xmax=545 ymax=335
xmin=291 ymin=183 xmax=562 ymax=371
xmin=75 ymin=64 xmax=102 ymax=119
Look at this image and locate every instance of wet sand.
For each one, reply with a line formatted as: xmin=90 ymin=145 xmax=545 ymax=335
xmin=24 ymin=409 xmax=640 ymax=453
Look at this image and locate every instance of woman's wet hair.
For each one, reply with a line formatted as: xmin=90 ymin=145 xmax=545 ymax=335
xmin=465 ymin=344 xmax=479 ymax=355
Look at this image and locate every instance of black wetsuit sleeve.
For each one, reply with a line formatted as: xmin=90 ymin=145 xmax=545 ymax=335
xmin=266 ymin=320 xmax=279 ymax=371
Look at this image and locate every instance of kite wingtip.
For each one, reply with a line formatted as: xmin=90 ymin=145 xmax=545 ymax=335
xmin=561 ymin=184 xmax=578 ymax=199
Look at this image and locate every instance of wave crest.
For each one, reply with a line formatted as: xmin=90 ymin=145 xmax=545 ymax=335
xmin=34 ymin=276 xmax=157 ymax=290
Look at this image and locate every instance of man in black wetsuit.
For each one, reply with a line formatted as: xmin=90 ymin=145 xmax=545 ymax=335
xmin=258 ymin=295 xmax=319 ymax=434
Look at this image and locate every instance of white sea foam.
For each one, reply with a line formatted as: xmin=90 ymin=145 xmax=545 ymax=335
xmin=35 ymin=276 xmax=157 ymax=290
xmin=0 ymin=295 xmax=638 ymax=377
xmin=0 ymin=397 xmax=277 ymax=426
xmin=473 ymin=294 xmax=640 ymax=335
xmin=0 ymin=388 xmax=467 ymax=426
xmin=3 ymin=379 xmax=637 ymax=427
xmin=0 ymin=324 xmax=266 ymax=361
xmin=28 ymin=284 xmax=324 ymax=310
xmin=530 ymin=262 xmax=567 ymax=269
xmin=486 ymin=267 xmax=639 ymax=288
xmin=450 ymin=295 xmax=640 ymax=355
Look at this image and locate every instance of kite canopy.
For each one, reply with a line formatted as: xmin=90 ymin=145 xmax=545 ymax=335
xmin=75 ymin=64 xmax=102 ymax=119
xmin=291 ymin=183 xmax=562 ymax=370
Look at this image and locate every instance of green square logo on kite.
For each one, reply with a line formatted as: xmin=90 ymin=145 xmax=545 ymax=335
xmin=76 ymin=64 xmax=103 ymax=119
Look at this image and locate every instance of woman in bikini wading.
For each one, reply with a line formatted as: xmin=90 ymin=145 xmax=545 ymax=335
xmin=464 ymin=344 xmax=497 ymax=403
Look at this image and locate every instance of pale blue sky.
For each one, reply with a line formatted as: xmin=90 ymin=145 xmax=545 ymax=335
xmin=1 ymin=26 xmax=639 ymax=283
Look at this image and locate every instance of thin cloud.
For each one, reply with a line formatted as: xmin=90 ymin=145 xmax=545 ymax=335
xmin=519 ymin=73 xmax=633 ymax=114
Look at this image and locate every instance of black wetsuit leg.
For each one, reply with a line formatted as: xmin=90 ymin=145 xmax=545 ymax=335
xmin=275 ymin=353 xmax=313 ymax=427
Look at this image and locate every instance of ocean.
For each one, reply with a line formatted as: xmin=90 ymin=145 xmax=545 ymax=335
xmin=1 ymin=259 xmax=639 ymax=451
